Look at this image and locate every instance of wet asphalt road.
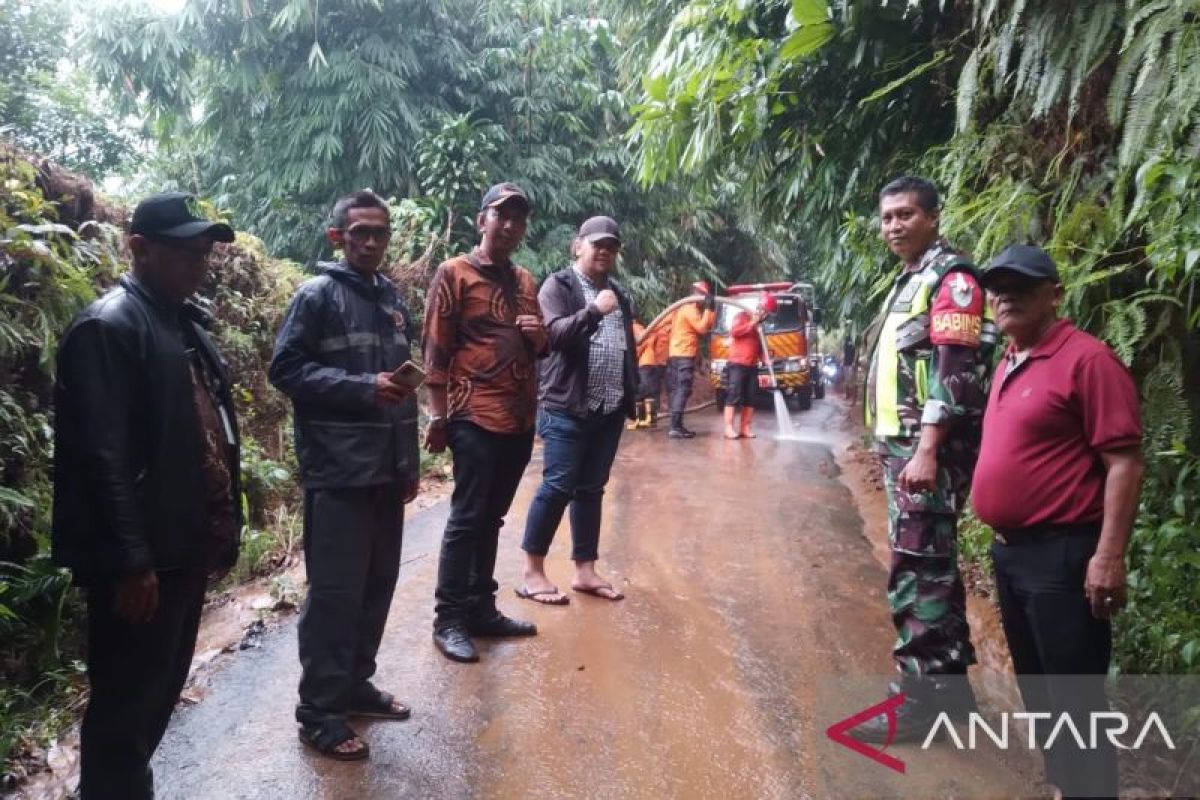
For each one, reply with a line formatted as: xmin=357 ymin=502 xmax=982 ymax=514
xmin=152 ymin=400 xmax=1036 ymax=799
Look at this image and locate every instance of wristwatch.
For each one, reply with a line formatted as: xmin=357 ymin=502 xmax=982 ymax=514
xmin=427 ymin=415 xmax=448 ymax=429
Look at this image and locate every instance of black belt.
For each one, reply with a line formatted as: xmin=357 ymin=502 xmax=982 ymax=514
xmin=993 ymin=521 xmax=1101 ymax=545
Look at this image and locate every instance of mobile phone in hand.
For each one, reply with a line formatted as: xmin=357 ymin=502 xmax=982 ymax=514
xmin=390 ymin=360 xmax=425 ymax=390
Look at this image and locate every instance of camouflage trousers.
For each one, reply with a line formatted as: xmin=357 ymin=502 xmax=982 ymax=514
xmin=881 ymin=453 xmax=976 ymax=677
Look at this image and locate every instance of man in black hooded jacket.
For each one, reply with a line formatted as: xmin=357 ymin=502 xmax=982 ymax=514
xmin=270 ymin=190 xmax=420 ymax=761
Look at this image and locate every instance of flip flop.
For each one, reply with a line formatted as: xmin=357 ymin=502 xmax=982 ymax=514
xmin=572 ymin=584 xmax=625 ymax=601
xmin=740 ymin=432 xmax=757 ymax=439
xmin=515 ymin=586 xmax=570 ymax=605
xmin=723 ymin=432 xmax=741 ymax=440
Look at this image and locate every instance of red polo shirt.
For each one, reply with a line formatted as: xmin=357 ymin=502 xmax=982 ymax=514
xmin=971 ymin=319 xmax=1141 ymax=530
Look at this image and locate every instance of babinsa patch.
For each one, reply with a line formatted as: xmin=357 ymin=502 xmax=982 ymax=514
xmin=930 ymin=271 xmax=983 ymax=347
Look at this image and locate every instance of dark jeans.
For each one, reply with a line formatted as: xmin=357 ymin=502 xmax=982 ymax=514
xmin=297 ymin=483 xmax=404 ymax=726
xmin=434 ymin=421 xmax=534 ymax=628
xmin=666 ymin=356 xmax=695 ymax=415
xmin=521 ymin=407 xmax=625 ymax=562
xmin=79 ymin=568 xmax=207 ymax=800
xmin=992 ymin=526 xmax=1117 ymax=799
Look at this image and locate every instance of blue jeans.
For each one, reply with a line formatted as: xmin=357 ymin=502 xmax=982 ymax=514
xmin=521 ymin=407 xmax=625 ymax=562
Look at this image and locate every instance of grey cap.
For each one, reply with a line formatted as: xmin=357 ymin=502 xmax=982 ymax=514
xmin=982 ymin=244 xmax=1060 ymax=288
xmin=480 ymin=182 xmax=530 ymax=212
xmin=577 ymin=215 xmax=621 ymax=244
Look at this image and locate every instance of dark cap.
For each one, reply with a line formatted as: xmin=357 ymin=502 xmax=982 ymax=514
xmin=577 ymin=215 xmax=621 ymax=244
xmin=480 ymin=182 xmax=530 ymax=212
xmin=981 ymin=244 xmax=1060 ymax=288
xmin=130 ymin=192 xmax=235 ymax=242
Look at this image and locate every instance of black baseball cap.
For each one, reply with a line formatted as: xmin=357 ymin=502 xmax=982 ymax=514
xmin=577 ymin=215 xmax=621 ymax=244
xmin=130 ymin=192 xmax=235 ymax=242
xmin=981 ymin=244 xmax=1060 ymax=288
xmin=479 ymin=182 xmax=530 ymax=212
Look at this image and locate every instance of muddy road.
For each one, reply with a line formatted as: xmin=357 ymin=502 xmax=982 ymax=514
xmin=149 ymin=399 xmax=1037 ymax=799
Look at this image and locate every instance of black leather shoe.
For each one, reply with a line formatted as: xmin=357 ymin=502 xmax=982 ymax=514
xmin=432 ymin=624 xmax=479 ymax=663
xmin=668 ymin=427 xmax=694 ymax=439
xmin=467 ymin=613 xmax=537 ymax=638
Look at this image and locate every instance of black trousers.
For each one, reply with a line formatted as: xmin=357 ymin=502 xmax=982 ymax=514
xmin=80 ymin=567 xmax=207 ymax=800
xmin=666 ymin=356 xmax=696 ymax=415
xmin=725 ymin=363 xmax=758 ymax=409
xmin=435 ymin=421 xmax=533 ymax=628
xmin=297 ymin=482 xmax=404 ymax=726
xmin=637 ymin=365 xmax=665 ymax=402
xmin=991 ymin=527 xmax=1117 ymax=799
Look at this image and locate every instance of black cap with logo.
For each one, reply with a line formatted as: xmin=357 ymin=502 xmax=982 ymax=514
xmin=479 ymin=182 xmax=531 ymax=212
xmin=577 ymin=216 xmax=621 ymax=244
xmin=130 ymin=192 xmax=235 ymax=243
xmin=981 ymin=244 xmax=1060 ymax=288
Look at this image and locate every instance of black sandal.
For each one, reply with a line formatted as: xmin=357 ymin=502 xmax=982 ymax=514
xmin=348 ymin=687 xmax=412 ymax=720
xmin=298 ymin=719 xmax=370 ymax=761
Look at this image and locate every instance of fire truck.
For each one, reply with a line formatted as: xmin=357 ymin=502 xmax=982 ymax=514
xmin=708 ymin=282 xmax=817 ymax=411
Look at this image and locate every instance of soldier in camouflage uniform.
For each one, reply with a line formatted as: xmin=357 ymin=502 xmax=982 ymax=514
xmin=854 ymin=176 xmax=996 ymax=742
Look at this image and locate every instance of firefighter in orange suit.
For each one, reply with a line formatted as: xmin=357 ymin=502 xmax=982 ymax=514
xmin=666 ymin=281 xmax=717 ymax=438
xmin=629 ymin=319 xmax=670 ymax=430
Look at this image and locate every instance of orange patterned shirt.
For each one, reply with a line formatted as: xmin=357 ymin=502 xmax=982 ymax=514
xmin=422 ymin=250 xmax=542 ymax=434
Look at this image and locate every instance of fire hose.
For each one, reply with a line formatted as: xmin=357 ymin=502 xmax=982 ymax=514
xmin=638 ymin=296 xmax=777 ymax=412
xmin=636 ymin=294 xmax=780 ymax=395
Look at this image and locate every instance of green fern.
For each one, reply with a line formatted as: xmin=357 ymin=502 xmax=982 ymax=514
xmin=1142 ymin=353 xmax=1192 ymax=453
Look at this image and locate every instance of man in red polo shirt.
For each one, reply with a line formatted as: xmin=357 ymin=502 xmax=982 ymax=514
xmin=973 ymin=244 xmax=1144 ymax=800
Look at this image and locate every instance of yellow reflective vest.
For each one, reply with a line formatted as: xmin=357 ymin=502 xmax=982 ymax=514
xmin=866 ymin=251 xmax=996 ymax=440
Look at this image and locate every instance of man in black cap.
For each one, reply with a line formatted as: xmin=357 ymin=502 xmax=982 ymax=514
xmin=972 ymin=244 xmax=1143 ymax=800
xmin=423 ymin=182 xmax=546 ymax=662
xmin=269 ymin=190 xmax=420 ymax=760
xmin=517 ymin=216 xmax=637 ymax=605
xmin=52 ymin=192 xmax=241 ymax=799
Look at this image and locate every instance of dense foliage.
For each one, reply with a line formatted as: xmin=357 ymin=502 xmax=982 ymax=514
xmin=81 ymin=0 xmax=793 ymax=312
xmin=0 ymin=0 xmax=134 ymax=177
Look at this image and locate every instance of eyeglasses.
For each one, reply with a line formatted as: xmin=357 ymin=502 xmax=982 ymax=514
xmin=343 ymin=225 xmax=392 ymax=242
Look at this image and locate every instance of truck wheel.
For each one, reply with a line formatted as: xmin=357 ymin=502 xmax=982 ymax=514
xmin=790 ymin=387 xmax=812 ymax=411
xmin=814 ymin=380 xmax=825 ymax=400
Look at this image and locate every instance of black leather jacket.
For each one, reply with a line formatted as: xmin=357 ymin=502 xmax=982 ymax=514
xmin=537 ymin=268 xmax=639 ymax=419
xmin=268 ymin=262 xmax=420 ymax=489
xmin=51 ymin=274 xmax=242 ymax=582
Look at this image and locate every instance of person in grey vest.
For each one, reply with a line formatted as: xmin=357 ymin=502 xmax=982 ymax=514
xmin=269 ymin=190 xmax=420 ymax=760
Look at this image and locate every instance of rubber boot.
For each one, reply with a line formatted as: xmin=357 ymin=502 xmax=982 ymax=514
xmin=627 ymin=401 xmax=644 ymax=431
xmin=635 ymin=399 xmax=651 ymax=429
xmin=647 ymin=398 xmax=659 ymax=428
